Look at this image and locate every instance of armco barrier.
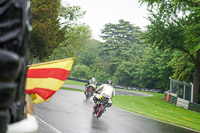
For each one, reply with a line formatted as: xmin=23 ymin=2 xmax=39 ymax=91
xmin=68 ymin=77 xmax=88 ymax=83
xmin=169 ymin=95 xmax=177 ymax=105
xmin=68 ymin=77 xmax=163 ymax=93
xmin=67 ymin=77 xmax=104 ymax=86
xmin=164 ymin=93 xmax=167 ymax=100
xmin=164 ymin=93 xmax=200 ymax=113
xmin=177 ymin=98 xmax=189 ymax=109
xmin=188 ymin=102 xmax=200 ymax=113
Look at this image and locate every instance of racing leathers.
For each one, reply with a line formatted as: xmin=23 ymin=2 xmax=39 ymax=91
xmin=84 ymin=79 xmax=97 ymax=94
xmin=93 ymin=84 xmax=115 ymax=107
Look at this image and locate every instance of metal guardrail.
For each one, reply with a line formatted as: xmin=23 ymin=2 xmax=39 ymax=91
xmin=164 ymin=93 xmax=200 ymax=113
xmin=68 ymin=77 xmax=163 ymax=93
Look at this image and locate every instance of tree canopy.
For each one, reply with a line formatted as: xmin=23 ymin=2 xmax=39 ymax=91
xmin=29 ymin=0 xmax=200 ymax=103
xmin=70 ymin=19 xmax=174 ymax=92
xmin=30 ymin=0 xmax=65 ymax=61
xmin=140 ymin=0 xmax=200 ymax=103
xmin=29 ymin=1 xmax=91 ymax=62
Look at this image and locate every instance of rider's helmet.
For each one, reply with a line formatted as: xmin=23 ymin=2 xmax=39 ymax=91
xmin=91 ymin=77 xmax=96 ymax=84
xmin=107 ymin=80 xmax=112 ymax=85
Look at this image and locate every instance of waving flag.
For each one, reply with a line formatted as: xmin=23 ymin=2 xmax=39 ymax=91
xmin=25 ymin=58 xmax=75 ymax=104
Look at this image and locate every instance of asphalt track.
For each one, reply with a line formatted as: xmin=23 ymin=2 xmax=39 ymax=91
xmin=34 ymin=87 xmax=198 ymax=133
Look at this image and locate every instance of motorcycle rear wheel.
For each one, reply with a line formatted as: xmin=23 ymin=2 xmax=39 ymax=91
xmin=96 ymin=105 xmax=104 ymax=118
xmin=86 ymin=91 xmax=93 ymax=100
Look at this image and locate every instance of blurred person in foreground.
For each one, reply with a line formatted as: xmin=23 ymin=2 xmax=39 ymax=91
xmin=0 ymin=0 xmax=38 ymax=133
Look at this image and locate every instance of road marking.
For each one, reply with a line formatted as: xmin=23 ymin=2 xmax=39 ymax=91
xmin=113 ymin=106 xmax=199 ymax=133
xmin=35 ymin=115 xmax=62 ymax=133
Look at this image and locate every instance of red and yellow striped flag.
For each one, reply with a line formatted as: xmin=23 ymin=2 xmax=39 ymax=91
xmin=25 ymin=58 xmax=75 ymax=104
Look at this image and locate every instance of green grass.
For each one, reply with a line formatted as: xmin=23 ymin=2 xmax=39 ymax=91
xmin=64 ymin=80 xmax=200 ymax=131
xmin=64 ymin=79 xmax=86 ymax=86
xmin=112 ymin=93 xmax=200 ymax=131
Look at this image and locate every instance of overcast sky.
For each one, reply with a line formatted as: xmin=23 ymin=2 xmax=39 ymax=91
xmin=62 ymin=0 xmax=150 ymax=41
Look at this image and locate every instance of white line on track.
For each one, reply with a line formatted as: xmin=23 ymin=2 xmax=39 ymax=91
xmin=35 ymin=115 xmax=62 ymax=133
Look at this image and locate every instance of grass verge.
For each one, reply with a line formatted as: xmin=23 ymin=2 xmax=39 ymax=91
xmin=64 ymin=80 xmax=200 ymax=131
xmin=112 ymin=93 xmax=200 ymax=131
xmin=65 ymin=79 xmax=86 ymax=86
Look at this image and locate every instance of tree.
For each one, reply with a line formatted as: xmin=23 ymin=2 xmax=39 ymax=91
xmin=135 ymin=47 xmax=173 ymax=89
xmin=114 ymin=61 xmax=135 ymax=86
xmin=69 ymin=65 xmax=90 ymax=79
xmin=30 ymin=0 xmax=65 ymax=61
xmin=100 ymin=19 xmax=142 ymax=75
xmin=89 ymin=66 xmax=111 ymax=83
xmin=48 ymin=3 xmax=91 ymax=60
xmin=168 ymin=51 xmax=194 ymax=82
xmin=100 ymin=19 xmax=142 ymax=56
xmin=140 ymin=0 xmax=200 ymax=103
xmin=49 ymin=24 xmax=91 ymax=60
xmin=73 ymin=39 xmax=112 ymax=83
xmin=76 ymin=39 xmax=101 ymax=66
xmin=30 ymin=2 xmax=88 ymax=61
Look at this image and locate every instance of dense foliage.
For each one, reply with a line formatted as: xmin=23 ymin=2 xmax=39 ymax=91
xmin=70 ymin=14 xmax=199 ymax=103
xmin=70 ymin=19 xmax=173 ymax=91
xmin=29 ymin=1 xmax=91 ymax=62
xmin=30 ymin=0 xmax=65 ymax=61
xmin=29 ymin=0 xmax=199 ymax=103
xmin=139 ymin=0 xmax=200 ymax=103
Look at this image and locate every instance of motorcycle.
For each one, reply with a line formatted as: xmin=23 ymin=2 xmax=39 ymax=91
xmin=85 ymin=84 xmax=96 ymax=100
xmin=92 ymin=95 xmax=109 ymax=118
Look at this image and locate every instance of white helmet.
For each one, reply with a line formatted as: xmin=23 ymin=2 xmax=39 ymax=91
xmin=91 ymin=77 xmax=96 ymax=84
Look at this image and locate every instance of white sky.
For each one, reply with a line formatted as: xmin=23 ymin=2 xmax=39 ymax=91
xmin=62 ymin=0 xmax=150 ymax=41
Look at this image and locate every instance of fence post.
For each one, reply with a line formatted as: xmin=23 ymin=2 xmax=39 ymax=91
xmin=178 ymin=82 xmax=180 ymax=97
xmin=190 ymin=82 xmax=193 ymax=103
xmin=169 ymin=77 xmax=172 ymax=94
xmin=183 ymin=82 xmax=186 ymax=99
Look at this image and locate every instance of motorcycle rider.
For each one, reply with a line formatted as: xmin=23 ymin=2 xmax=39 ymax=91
xmin=93 ymin=80 xmax=115 ymax=108
xmin=84 ymin=77 xmax=97 ymax=94
xmin=86 ymin=77 xmax=97 ymax=86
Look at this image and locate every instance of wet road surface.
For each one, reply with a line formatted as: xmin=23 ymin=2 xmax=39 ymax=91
xmin=34 ymin=89 xmax=198 ymax=133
